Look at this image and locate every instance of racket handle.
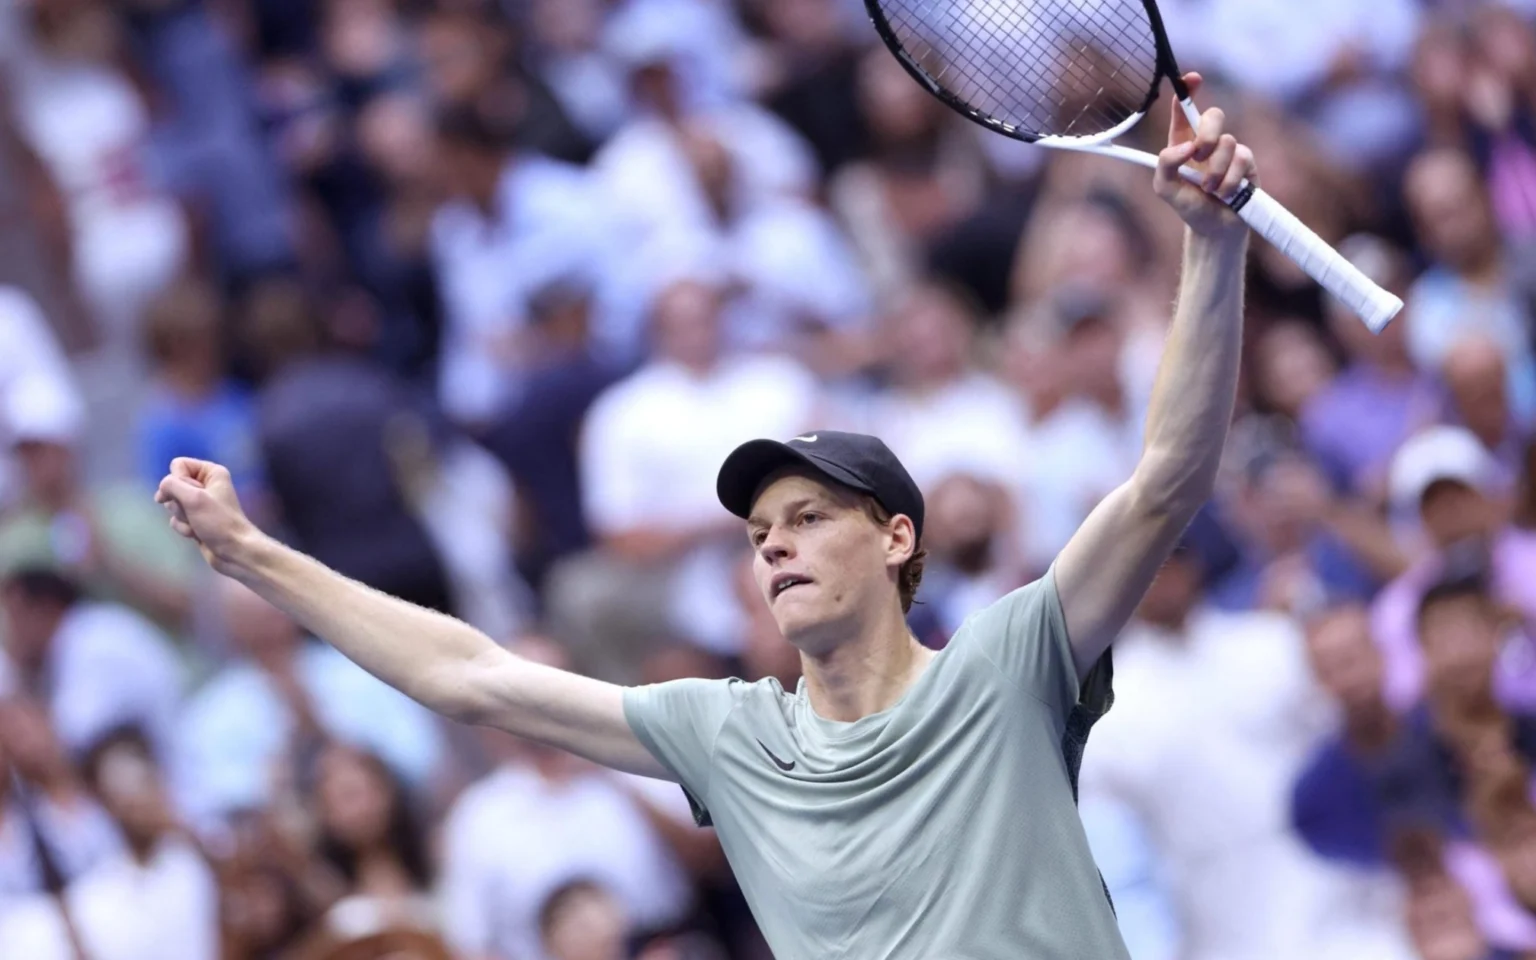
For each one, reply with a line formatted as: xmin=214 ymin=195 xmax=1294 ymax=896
xmin=1232 ymin=186 xmax=1402 ymax=332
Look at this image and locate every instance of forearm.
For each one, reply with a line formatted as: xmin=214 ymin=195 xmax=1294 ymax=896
xmin=223 ymin=532 xmax=502 ymax=721
xmin=1134 ymin=231 xmax=1248 ymax=512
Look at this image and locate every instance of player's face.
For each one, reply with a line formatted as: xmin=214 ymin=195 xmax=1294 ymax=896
xmin=747 ymin=471 xmax=899 ymax=651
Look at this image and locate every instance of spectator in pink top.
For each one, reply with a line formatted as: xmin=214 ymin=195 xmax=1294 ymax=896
xmin=1370 ymin=427 xmax=1536 ymax=712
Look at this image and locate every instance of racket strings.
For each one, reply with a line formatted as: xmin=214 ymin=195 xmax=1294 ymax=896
xmin=879 ymin=0 xmax=1159 ymax=140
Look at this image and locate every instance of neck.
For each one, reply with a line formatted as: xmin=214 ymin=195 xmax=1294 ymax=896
xmin=162 ymin=365 xmax=218 ymax=398
xmin=800 ymin=605 xmax=934 ymax=722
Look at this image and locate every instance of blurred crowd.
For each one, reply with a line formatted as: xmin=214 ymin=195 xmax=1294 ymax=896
xmin=1 ymin=0 xmax=1536 ymax=956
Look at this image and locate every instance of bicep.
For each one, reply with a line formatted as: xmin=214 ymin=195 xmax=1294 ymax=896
xmin=1054 ymin=479 xmax=1187 ymax=679
xmin=464 ymin=648 xmax=672 ymax=781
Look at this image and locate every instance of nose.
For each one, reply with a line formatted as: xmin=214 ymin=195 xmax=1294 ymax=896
xmin=758 ymin=526 xmax=793 ymax=565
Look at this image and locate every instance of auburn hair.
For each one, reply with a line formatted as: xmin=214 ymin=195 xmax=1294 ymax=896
xmin=861 ymin=497 xmax=926 ymax=613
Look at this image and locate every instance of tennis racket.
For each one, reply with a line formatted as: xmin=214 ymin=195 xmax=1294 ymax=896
xmin=864 ymin=0 xmax=1404 ymax=332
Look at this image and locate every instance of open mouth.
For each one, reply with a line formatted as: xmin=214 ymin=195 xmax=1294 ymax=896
xmin=771 ymin=574 xmax=814 ymax=600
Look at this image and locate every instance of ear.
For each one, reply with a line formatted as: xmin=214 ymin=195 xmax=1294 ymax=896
xmin=886 ymin=513 xmax=917 ymax=568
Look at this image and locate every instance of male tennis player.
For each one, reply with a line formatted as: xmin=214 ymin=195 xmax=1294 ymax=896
xmin=158 ymin=75 xmax=1252 ymax=959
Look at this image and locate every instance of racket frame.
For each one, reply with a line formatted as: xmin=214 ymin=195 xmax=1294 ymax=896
xmin=862 ymin=0 xmax=1403 ymax=330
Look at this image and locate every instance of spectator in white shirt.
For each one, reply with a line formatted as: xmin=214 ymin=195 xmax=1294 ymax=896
xmin=0 ymin=727 xmax=219 ymax=960
xmin=428 ymin=105 xmax=625 ymax=427
xmin=439 ymin=636 xmax=698 ymax=960
xmin=174 ymin=579 xmax=443 ymax=832
xmin=856 ymin=282 xmax=1024 ymax=493
xmin=552 ymin=279 xmax=819 ymax=677
xmin=1078 ymin=545 xmax=1415 ymax=960
xmin=0 ymin=570 xmax=182 ymax=760
xmin=0 ymin=287 xmax=78 ymax=510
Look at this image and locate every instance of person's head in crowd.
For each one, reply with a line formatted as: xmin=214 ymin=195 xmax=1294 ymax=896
xmin=0 ymin=568 xmax=80 ymax=679
xmin=885 ymin=282 xmax=977 ymax=390
xmin=1011 ymin=289 xmax=1126 ymax=414
xmin=1015 ymin=192 xmax=1154 ymax=304
xmin=218 ymin=578 xmax=301 ymax=670
xmin=432 ymin=101 xmax=519 ymax=212
xmin=417 ymin=7 xmax=510 ymax=109
xmin=1390 ymin=426 xmax=1504 ymax=550
xmin=143 ymin=277 xmax=225 ymax=398
xmin=357 ymin=92 xmax=436 ymax=190
xmin=315 ymin=742 xmax=432 ymax=895
xmin=1404 ymin=148 xmax=1501 ymax=275
xmin=1251 ymin=320 xmax=1336 ymax=420
xmin=1470 ymin=3 xmax=1536 ymax=91
xmin=319 ymin=0 xmax=407 ymax=87
xmin=1237 ymin=445 xmax=1333 ymax=558
xmin=528 ymin=0 xmax=606 ymax=56
xmin=1304 ymin=604 xmax=1387 ymax=720
xmin=81 ymin=726 xmax=174 ymax=860
xmin=924 ymin=473 xmax=1010 ymax=579
xmin=526 ymin=269 xmax=596 ymax=356
xmin=733 ymin=557 xmax=802 ymax=688
xmin=6 ymin=373 xmax=85 ymax=511
xmin=1417 ymin=570 xmax=1505 ymax=709
xmin=236 ymin=277 xmax=325 ymax=381
xmin=750 ymin=0 xmax=846 ymax=56
xmin=1133 ymin=542 xmax=1203 ymax=632
xmin=651 ymin=279 xmax=725 ymax=373
xmin=616 ymin=34 xmax=686 ymax=122
xmin=538 ymin=879 xmax=630 ymax=960
xmin=856 ymin=45 xmax=943 ymax=153
xmin=1412 ymin=18 xmax=1471 ymax=129
xmin=1002 ymin=309 xmax=1068 ymax=417
xmin=1324 ymin=235 xmax=1414 ymax=371
xmin=1442 ymin=336 xmax=1512 ymax=453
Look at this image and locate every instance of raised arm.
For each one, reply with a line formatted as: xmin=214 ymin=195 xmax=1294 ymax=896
xmin=154 ymin=458 xmax=667 ymax=780
xmin=1055 ymin=75 xmax=1253 ymax=679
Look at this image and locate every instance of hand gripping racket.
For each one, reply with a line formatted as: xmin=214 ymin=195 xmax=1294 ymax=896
xmin=864 ymin=0 xmax=1404 ymax=331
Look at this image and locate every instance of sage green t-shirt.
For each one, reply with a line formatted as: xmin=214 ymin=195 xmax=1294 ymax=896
xmin=624 ymin=569 xmax=1127 ymax=960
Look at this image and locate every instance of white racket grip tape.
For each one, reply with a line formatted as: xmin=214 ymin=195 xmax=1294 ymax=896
xmin=1233 ymin=186 xmax=1402 ymax=332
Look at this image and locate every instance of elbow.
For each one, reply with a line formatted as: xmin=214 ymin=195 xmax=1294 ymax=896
xmin=414 ymin=654 xmax=502 ymax=727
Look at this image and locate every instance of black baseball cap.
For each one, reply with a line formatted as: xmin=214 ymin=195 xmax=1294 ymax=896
xmin=716 ymin=431 xmax=925 ymax=540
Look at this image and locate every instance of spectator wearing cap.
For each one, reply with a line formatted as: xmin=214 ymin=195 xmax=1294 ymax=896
xmin=172 ymin=579 xmax=443 ymax=833
xmin=1372 ymin=426 xmax=1536 ymax=712
xmin=1078 ymin=546 xmax=1409 ymax=960
xmin=0 ymin=569 xmax=182 ymax=760
xmin=552 ymin=279 xmax=819 ymax=678
xmin=0 ymin=287 xmax=78 ymax=510
xmin=0 ymin=373 xmax=198 ymax=630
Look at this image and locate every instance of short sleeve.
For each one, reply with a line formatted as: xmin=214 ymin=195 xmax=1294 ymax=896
xmin=623 ymin=678 xmax=741 ymax=826
xmin=963 ymin=565 xmax=1080 ymax=719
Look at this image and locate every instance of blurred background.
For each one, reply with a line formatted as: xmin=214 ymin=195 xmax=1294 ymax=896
xmin=0 ymin=0 xmax=1535 ymax=956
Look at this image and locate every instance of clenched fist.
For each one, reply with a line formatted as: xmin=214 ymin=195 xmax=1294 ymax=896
xmin=155 ymin=458 xmax=260 ymax=576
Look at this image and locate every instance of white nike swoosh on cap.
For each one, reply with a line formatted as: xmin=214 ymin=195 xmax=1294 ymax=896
xmin=793 ymin=434 xmax=818 ymax=443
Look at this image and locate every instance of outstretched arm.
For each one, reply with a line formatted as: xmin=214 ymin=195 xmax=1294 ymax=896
xmin=1055 ymin=75 xmax=1253 ymax=679
xmin=155 ymin=458 xmax=668 ymax=780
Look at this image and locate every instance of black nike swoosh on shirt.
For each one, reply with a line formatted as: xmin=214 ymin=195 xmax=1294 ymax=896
xmin=755 ymin=738 xmax=796 ymax=772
